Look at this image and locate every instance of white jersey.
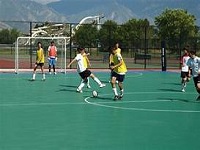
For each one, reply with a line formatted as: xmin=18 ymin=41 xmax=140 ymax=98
xmin=75 ymin=53 xmax=86 ymax=73
xmin=181 ymin=55 xmax=190 ymax=72
xmin=187 ymin=56 xmax=200 ymax=77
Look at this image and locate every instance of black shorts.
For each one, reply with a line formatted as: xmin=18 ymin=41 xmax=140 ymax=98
xmin=193 ymin=75 xmax=200 ymax=87
xmin=181 ymin=71 xmax=189 ymax=78
xmin=35 ymin=63 xmax=44 ymax=67
xmin=79 ymin=69 xmax=91 ymax=79
xmin=111 ymin=71 xmax=125 ymax=82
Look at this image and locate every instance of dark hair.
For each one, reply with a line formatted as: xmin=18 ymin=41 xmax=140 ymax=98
xmin=190 ymin=50 xmax=196 ymax=55
xmin=77 ymin=47 xmax=84 ymax=52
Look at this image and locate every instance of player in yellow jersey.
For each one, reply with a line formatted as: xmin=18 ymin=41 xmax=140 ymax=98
xmin=110 ymin=46 xmax=127 ymax=100
xmin=82 ymin=49 xmax=91 ymax=88
xmin=31 ymin=42 xmax=45 ymax=81
xmin=109 ymin=42 xmax=121 ymax=83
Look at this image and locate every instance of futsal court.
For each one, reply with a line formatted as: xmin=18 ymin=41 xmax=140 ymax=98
xmin=0 ymin=70 xmax=200 ymax=150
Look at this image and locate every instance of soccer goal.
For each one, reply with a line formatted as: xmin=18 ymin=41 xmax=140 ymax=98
xmin=15 ymin=36 xmax=69 ymax=74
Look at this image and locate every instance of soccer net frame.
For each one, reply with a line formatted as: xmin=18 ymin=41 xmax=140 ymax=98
xmin=15 ymin=36 xmax=69 ymax=74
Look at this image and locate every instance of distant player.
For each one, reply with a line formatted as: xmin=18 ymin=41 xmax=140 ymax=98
xmin=180 ymin=47 xmax=191 ymax=92
xmin=110 ymin=46 xmax=127 ymax=100
xmin=31 ymin=42 xmax=45 ymax=81
xmin=48 ymin=41 xmax=57 ymax=74
xmin=187 ymin=50 xmax=200 ymax=100
xmin=67 ymin=47 xmax=106 ymax=93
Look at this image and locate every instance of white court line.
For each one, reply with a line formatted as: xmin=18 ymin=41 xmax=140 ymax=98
xmin=84 ymin=92 xmax=200 ymax=113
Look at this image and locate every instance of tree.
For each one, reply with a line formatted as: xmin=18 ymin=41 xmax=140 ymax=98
xmin=0 ymin=28 xmax=21 ymax=44
xmin=98 ymin=20 xmax=119 ymax=51
xmin=120 ymin=18 xmax=151 ymax=50
xmin=74 ymin=24 xmax=98 ymax=48
xmin=155 ymin=9 xmax=196 ymax=53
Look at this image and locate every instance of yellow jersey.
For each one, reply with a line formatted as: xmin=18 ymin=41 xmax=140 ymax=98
xmin=113 ymin=53 xmax=127 ymax=74
xmin=109 ymin=48 xmax=121 ymax=64
xmin=82 ymin=53 xmax=89 ymax=68
xmin=36 ymin=48 xmax=45 ymax=63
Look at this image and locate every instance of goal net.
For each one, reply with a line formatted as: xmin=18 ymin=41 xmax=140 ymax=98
xmin=15 ymin=36 xmax=69 ymax=74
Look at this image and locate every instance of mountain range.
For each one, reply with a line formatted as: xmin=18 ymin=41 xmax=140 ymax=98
xmin=0 ymin=0 xmax=200 ymax=33
xmin=47 ymin=0 xmax=200 ymax=25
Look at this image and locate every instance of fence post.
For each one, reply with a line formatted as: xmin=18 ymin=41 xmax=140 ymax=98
xmin=161 ymin=41 xmax=166 ymax=71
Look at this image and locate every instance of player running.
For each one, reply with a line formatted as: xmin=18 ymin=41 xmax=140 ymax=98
xmin=110 ymin=46 xmax=127 ymax=100
xmin=187 ymin=50 xmax=200 ymax=100
xmin=67 ymin=47 xmax=106 ymax=93
xmin=180 ymin=47 xmax=191 ymax=92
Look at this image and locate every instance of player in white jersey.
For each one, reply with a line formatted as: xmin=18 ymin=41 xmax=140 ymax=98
xmin=67 ymin=47 xmax=106 ymax=93
xmin=187 ymin=51 xmax=200 ymax=100
xmin=180 ymin=48 xmax=191 ymax=92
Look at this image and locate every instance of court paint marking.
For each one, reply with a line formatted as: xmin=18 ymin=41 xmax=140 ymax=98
xmin=84 ymin=92 xmax=200 ymax=113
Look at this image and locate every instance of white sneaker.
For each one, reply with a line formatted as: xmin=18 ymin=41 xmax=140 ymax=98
xmin=87 ymin=85 xmax=91 ymax=88
xmin=99 ymin=84 xmax=106 ymax=88
xmin=76 ymin=88 xmax=83 ymax=93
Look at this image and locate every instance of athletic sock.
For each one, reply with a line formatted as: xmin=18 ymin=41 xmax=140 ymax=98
xmin=32 ymin=73 xmax=36 ymax=79
xmin=113 ymin=88 xmax=118 ymax=96
xmin=94 ymin=77 xmax=102 ymax=85
xmin=42 ymin=73 xmax=45 ymax=79
xmin=120 ymin=89 xmax=124 ymax=96
xmin=78 ymin=81 xmax=85 ymax=90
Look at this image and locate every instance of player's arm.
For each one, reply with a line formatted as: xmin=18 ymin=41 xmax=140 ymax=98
xmin=67 ymin=58 xmax=76 ymax=68
xmin=110 ymin=59 xmax=122 ymax=70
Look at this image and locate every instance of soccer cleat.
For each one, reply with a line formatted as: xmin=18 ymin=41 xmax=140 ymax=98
xmin=181 ymin=88 xmax=185 ymax=92
xmin=113 ymin=95 xmax=119 ymax=101
xmin=54 ymin=72 xmax=57 ymax=75
xmin=99 ymin=83 xmax=106 ymax=88
xmin=30 ymin=78 xmax=35 ymax=81
xmin=87 ymin=85 xmax=91 ymax=89
xmin=49 ymin=72 xmax=52 ymax=75
xmin=76 ymin=88 xmax=83 ymax=93
xmin=42 ymin=78 xmax=46 ymax=81
xmin=119 ymin=94 xmax=123 ymax=99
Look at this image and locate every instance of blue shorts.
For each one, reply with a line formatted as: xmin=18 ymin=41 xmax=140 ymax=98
xmin=49 ymin=58 xmax=56 ymax=66
xmin=111 ymin=71 xmax=125 ymax=82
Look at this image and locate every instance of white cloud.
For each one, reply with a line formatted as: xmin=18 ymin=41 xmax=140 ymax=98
xmin=31 ymin=0 xmax=61 ymax=4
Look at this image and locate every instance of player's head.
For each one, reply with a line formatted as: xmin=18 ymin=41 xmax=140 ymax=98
xmin=114 ymin=42 xmax=119 ymax=49
xmin=183 ymin=47 xmax=189 ymax=54
xmin=77 ymin=47 xmax=85 ymax=54
xmin=37 ymin=42 xmax=42 ymax=48
xmin=189 ymin=50 xmax=196 ymax=59
xmin=111 ymin=46 xmax=117 ymax=55
xmin=51 ymin=41 xmax=55 ymax=46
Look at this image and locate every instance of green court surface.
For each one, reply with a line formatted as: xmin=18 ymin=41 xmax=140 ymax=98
xmin=0 ymin=71 xmax=200 ymax=150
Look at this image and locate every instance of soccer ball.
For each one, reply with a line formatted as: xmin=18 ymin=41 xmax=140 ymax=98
xmin=92 ymin=90 xmax=98 ymax=97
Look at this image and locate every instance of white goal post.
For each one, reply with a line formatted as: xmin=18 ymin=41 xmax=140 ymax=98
xmin=15 ymin=36 xmax=69 ymax=74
